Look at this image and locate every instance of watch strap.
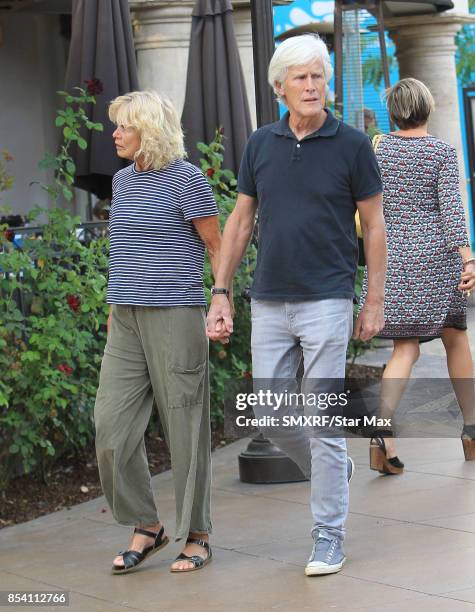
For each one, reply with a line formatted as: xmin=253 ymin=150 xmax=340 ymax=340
xmin=211 ymin=287 xmax=229 ymax=296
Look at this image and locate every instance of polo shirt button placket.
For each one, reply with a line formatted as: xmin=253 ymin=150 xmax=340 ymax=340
xmin=293 ymin=141 xmax=302 ymax=162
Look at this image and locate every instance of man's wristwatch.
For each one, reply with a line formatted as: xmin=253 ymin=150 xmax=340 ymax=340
xmin=211 ymin=287 xmax=230 ymax=297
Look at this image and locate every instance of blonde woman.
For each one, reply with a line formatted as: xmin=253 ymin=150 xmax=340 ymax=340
xmin=94 ymin=91 xmax=221 ymax=573
xmin=360 ymin=78 xmax=475 ymax=473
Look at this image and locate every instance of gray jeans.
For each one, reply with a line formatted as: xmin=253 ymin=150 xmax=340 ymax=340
xmin=251 ymin=298 xmax=353 ymax=541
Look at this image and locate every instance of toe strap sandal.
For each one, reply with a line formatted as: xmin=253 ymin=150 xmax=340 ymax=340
xmin=370 ymin=429 xmax=404 ymax=475
xmin=112 ymin=526 xmax=169 ymax=575
xmin=170 ymin=538 xmax=212 ymax=573
xmin=462 ymin=424 xmax=475 ymax=461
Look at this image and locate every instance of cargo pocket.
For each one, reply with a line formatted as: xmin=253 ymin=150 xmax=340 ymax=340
xmin=168 ymin=360 xmax=206 ymax=409
xmin=167 ymin=307 xmax=208 ymax=409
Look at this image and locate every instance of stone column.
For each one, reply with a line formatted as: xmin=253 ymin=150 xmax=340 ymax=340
xmin=129 ymin=0 xmax=257 ymax=120
xmin=129 ymin=0 xmax=194 ymax=115
xmin=387 ymin=13 xmax=475 ymax=212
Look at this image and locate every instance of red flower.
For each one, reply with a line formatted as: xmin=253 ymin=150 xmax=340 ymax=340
xmin=243 ymin=371 xmax=252 ymax=379
xmin=4 ymin=229 xmax=14 ymax=242
xmin=218 ymin=127 xmax=225 ymax=135
xmin=84 ymin=78 xmax=103 ymax=96
xmin=206 ymin=168 xmax=215 ymax=177
xmin=67 ymin=294 xmax=80 ymax=312
xmin=58 ymin=364 xmax=73 ymax=375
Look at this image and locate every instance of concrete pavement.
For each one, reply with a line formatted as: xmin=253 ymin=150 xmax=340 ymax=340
xmin=1 ymin=309 xmax=475 ymax=611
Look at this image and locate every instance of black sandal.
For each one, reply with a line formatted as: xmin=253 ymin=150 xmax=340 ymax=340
xmin=112 ymin=526 xmax=169 ymax=575
xmin=170 ymin=538 xmax=212 ymax=573
xmin=369 ymin=429 xmax=404 ymax=475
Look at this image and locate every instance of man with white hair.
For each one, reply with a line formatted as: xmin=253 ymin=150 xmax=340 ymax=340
xmin=207 ymin=35 xmax=386 ymax=575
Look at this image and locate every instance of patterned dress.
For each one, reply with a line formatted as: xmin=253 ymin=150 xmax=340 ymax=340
xmin=361 ymin=134 xmax=470 ymax=340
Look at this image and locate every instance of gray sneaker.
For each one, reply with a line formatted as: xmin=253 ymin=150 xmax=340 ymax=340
xmin=305 ymin=535 xmax=346 ymax=576
xmin=347 ymin=456 xmax=355 ymax=483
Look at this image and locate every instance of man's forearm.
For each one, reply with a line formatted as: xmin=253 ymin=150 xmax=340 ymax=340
xmin=208 ymin=247 xmax=220 ymax=282
xmin=214 ymin=212 xmax=254 ymax=288
xmin=363 ymin=225 xmax=387 ymax=304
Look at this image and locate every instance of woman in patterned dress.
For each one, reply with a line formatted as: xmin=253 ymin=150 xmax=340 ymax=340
xmin=361 ymin=78 xmax=475 ymax=473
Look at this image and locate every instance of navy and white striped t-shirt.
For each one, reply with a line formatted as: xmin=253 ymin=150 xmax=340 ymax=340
xmin=107 ymin=158 xmax=218 ymax=306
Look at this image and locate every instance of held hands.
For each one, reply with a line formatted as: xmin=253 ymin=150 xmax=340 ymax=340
xmin=206 ymin=295 xmax=234 ymax=344
xmin=353 ymin=301 xmax=384 ymax=342
xmin=459 ymin=261 xmax=475 ymax=296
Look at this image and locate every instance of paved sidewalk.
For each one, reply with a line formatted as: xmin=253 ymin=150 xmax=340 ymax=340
xmin=1 ymin=309 xmax=475 ymax=611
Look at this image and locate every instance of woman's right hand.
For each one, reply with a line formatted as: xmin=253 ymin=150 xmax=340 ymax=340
xmin=459 ymin=261 xmax=475 ymax=296
xmin=107 ymin=310 xmax=112 ymax=335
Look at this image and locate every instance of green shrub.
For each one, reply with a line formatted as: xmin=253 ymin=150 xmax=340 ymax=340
xmin=0 ymin=210 xmax=109 ymax=486
xmin=0 ymin=86 xmax=106 ymax=488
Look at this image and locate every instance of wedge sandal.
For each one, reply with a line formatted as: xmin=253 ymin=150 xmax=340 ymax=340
xmin=112 ymin=526 xmax=169 ymax=575
xmin=369 ymin=430 xmax=404 ymax=475
xmin=170 ymin=538 xmax=212 ymax=573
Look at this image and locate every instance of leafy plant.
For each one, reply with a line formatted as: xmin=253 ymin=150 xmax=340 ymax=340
xmin=38 ymin=86 xmax=103 ymax=202
xmin=0 ymin=209 xmax=109 ymax=487
xmin=361 ymin=33 xmax=396 ymax=92
xmin=0 ymin=150 xmax=14 ymax=197
xmin=455 ymin=0 xmax=475 ymax=86
xmin=0 ymin=86 xmax=107 ymax=488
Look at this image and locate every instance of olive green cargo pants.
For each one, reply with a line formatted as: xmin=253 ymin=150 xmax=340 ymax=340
xmin=94 ymin=305 xmax=211 ymax=540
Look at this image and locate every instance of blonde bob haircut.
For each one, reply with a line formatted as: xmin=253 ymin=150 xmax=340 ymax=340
xmin=268 ymin=34 xmax=333 ymax=100
xmin=109 ymin=91 xmax=185 ymax=170
xmin=385 ymin=78 xmax=434 ymax=130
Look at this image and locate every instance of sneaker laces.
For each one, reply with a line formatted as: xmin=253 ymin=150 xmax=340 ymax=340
xmin=312 ymin=536 xmax=337 ymax=562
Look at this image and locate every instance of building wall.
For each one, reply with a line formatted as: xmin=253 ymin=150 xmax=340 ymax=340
xmin=0 ymin=13 xmax=67 ymax=218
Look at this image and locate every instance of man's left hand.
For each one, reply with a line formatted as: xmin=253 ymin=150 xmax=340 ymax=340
xmin=353 ymin=302 xmax=384 ymax=341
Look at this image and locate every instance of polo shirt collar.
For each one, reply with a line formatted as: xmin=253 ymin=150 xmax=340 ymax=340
xmin=271 ymin=108 xmax=339 ymax=139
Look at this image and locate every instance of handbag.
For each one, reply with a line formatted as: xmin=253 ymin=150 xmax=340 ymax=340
xmin=355 ymin=133 xmax=383 ymax=238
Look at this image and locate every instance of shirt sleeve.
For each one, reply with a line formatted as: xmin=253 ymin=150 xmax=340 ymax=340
xmin=110 ymin=173 xmax=119 ymax=222
xmin=350 ymin=136 xmax=383 ymax=201
xmin=237 ymin=136 xmax=257 ymax=197
xmin=179 ymin=169 xmax=219 ymax=221
xmin=437 ymin=145 xmax=470 ymax=250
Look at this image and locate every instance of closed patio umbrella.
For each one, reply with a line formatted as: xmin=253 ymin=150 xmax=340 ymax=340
xmin=182 ymin=0 xmax=252 ymax=174
xmin=65 ymin=0 xmax=139 ymax=200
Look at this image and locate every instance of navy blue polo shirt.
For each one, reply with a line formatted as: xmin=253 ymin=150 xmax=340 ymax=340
xmin=237 ymin=109 xmax=382 ymax=301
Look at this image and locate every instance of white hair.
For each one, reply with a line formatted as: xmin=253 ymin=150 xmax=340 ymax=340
xmin=268 ymin=34 xmax=333 ymax=100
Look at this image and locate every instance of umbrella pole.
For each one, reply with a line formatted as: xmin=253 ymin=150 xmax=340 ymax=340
xmin=375 ymin=0 xmax=395 ymax=131
xmin=334 ymin=0 xmax=344 ymax=119
xmin=249 ymin=0 xmax=279 ymax=126
xmin=238 ymin=0 xmax=307 ymax=484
